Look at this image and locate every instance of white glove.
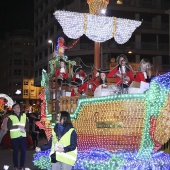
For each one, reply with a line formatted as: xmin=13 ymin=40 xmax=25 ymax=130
xmin=35 ymin=147 xmax=41 ymax=152
xmin=96 ymin=72 xmax=99 ymax=77
xmin=54 ymin=143 xmax=63 ymax=151
xmin=102 ymin=84 xmax=107 ymax=88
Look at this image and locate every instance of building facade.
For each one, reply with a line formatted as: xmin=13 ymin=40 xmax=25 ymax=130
xmin=0 ymin=30 xmax=41 ymax=106
xmin=34 ymin=0 xmax=170 ymax=86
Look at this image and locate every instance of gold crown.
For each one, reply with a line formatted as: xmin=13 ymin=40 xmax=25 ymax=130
xmin=87 ymin=0 xmax=109 ymax=15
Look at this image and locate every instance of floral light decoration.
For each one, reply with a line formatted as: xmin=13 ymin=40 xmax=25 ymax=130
xmin=0 ymin=93 xmax=14 ymax=108
xmin=54 ymin=10 xmax=142 ymax=43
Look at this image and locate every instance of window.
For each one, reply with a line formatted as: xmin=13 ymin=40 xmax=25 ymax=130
xmin=9 ymin=60 xmax=12 ymax=66
xmin=39 ymin=68 xmax=42 ymax=76
xmin=44 ymin=49 xmax=48 ymax=57
xmin=31 ymin=60 xmax=34 ymax=66
xmin=40 ymin=36 xmax=43 ymax=44
xmin=40 ymin=20 xmax=43 ymax=27
xmin=45 ymin=0 xmax=48 ymax=5
xmin=23 ymin=89 xmax=28 ymax=96
xmin=50 ymin=27 xmax=54 ymax=36
xmin=35 ymin=40 xmax=38 ymax=47
xmin=35 ymin=55 xmax=38 ymax=62
xmin=14 ymin=69 xmax=22 ymax=76
xmin=24 ymin=70 xmax=28 ymax=76
xmin=44 ymin=32 xmax=48 ymax=40
xmin=50 ymin=10 xmax=53 ymax=18
xmin=45 ymin=15 xmax=48 ymax=23
xmin=35 ymin=70 xmax=38 ymax=78
xmin=14 ymin=59 xmax=22 ymax=65
xmin=39 ymin=52 xmax=43 ymax=60
xmin=30 ymin=90 xmax=35 ymax=97
xmin=24 ymin=60 xmax=28 ymax=65
xmin=44 ymin=65 xmax=48 ymax=71
xmin=24 ymin=81 xmax=28 ymax=85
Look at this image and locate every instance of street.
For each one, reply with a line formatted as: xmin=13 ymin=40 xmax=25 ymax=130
xmin=0 ymin=138 xmax=48 ymax=170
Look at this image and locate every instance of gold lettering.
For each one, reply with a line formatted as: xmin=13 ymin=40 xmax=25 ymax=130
xmin=96 ymin=121 xmax=123 ymax=128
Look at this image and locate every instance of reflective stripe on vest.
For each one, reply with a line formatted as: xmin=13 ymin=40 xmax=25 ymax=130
xmin=9 ymin=114 xmax=26 ymax=139
xmin=55 ymin=128 xmax=77 ymax=166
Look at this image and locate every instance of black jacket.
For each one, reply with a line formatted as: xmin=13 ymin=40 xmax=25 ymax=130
xmin=40 ymin=123 xmax=77 ymax=153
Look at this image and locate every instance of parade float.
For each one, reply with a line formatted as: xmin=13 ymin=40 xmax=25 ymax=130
xmin=33 ymin=1 xmax=170 ymax=169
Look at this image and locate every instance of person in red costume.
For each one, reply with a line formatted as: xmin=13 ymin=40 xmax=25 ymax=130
xmin=107 ymin=54 xmax=134 ymax=94
xmin=54 ymin=59 xmax=68 ymax=85
xmin=135 ymin=58 xmax=152 ymax=83
xmin=72 ymin=66 xmax=86 ymax=85
xmin=94 ymin=69 xmax=110 ymax=88
xmin=78 ymin=75 xmax=99 ymax=94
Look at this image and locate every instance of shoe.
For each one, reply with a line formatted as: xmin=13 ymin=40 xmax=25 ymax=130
xmin=20 ymin=167 xmax=25 ymax=170
xmin=14 ymin=167 xmax=19 ymax=170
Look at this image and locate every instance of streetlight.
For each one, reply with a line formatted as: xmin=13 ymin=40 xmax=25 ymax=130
xmin=48 ymin=39 xmax=54 ymax=54
xmin=128 ymin=50 xmax=132 ymax=54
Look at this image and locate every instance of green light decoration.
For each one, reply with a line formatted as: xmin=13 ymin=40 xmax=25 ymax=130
xmin=83 ymin=153 xmax=124 ymax=170
xmin=48 ymin=56 xmax=76 ymax=76
xmin=41 ymin=69 xmax=51 ymax=121
xmin=0 ymin=112 xmax=6 ymax=117
xmin=70 ymin=73 xmax=170 ymax=159
xmin=137 ymin=81 xmax=170 ymax=159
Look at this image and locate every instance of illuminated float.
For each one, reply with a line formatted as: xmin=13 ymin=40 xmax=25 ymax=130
xmin=33 ymin=1 xmax=170 ymax=169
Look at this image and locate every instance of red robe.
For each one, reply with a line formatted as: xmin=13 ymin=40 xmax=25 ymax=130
xmin=135 ymin=72 xmax=146 ymax=83
xmin=78 ymin=79 xmax=99 ymax=94
xmin=72 ymin=70 xmax=86 ymax=82
xmin=107 ymin=67 xmax=134 ymax=85
xmin=54 ymin=67 xmax=68 ymax=79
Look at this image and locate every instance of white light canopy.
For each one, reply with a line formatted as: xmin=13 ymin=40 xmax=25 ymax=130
xmin=54 ymin=10 xmax=142 ymax=44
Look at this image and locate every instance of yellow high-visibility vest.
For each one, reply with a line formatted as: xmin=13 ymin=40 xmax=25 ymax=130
xmin=9 ymin=114 xmax=26 ymax=139
xmin=50 ymin=128 xmax=77 ymax=166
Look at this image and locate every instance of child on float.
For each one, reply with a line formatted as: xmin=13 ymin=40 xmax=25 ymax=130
xmin=54 ymin=59 xmax=69 ymax=85
xmin=35 ymin=111 xmax=77 ymax=170
xmin=72 ymin=65 xmax=86 ymax=85
xmin=77 ymin=74 xmax=98 ymax=95
xmin=95 ymin=69 xmax=110 ymax=88
xmin=135 ymin=58 xmax=152 ymax=83
xmin=107 ymin=54 xmax=134 ymax=94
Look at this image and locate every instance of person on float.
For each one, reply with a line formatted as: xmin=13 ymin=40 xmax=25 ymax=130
xmin=135 ymin=58 xmax=152 ymax=83
xmin=35 ymin=111 xmax=77 ymax=170
xmin=56 ymin=37 xmax=79 ymax=57
xmin=72 ymin=65 xmax=86 ymax=85
xmin=94 ymin=69 xmax=110 ymax=88
xmin=107 ymin=54 xmax=134 ymax=94
xmin=7 ymin=103 xmax=29 ymax=170
xmin=78 ymin=74 xmax=99 ymax=95
xmin=54 ymin=59 xmax=69 ymax=85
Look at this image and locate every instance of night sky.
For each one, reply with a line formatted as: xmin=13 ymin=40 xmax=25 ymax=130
xmin=0 ymin=0 xmax=34 ymax=39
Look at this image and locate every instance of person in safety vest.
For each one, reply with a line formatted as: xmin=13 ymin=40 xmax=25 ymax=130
xmin=7 ymin=103 xmax=29 ymax=170
xmin=35 ymin=111 xmax=77 ymax=170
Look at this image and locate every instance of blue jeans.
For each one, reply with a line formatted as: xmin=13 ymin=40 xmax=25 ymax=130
xmin=11 ymin=137 xmax=26 ymax=167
